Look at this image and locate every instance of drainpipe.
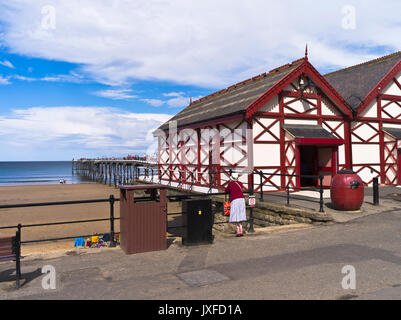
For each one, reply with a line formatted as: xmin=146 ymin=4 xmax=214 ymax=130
xmin=348 ymin=108 xmax=358 ymax=170
xmin=348 ymin=97 xmax=363 ymax=170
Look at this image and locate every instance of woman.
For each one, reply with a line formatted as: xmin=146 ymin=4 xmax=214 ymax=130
xmin=225 ymin=172 xmax=247 ymax=237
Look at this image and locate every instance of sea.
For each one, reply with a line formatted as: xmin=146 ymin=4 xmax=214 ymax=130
xmin=0 ymin=161 xmax=90 ymax=186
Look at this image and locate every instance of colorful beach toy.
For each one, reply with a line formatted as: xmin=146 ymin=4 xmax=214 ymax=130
xmin=74 ymin=237 xmax=85 ymax=247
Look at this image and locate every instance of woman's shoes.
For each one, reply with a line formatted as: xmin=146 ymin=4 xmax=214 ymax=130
xmin=236 ymin=233 xmax=244 ymax=237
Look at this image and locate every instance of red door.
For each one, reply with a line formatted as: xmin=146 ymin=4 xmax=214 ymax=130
xmin=298 ymin=146 xmax=338 ymax=188
xmin=317 ymin=147 xmax=336 ymax=188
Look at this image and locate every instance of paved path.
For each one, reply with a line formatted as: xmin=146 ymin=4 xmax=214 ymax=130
xmin=1 ymin=201 xmax=400 ymax=300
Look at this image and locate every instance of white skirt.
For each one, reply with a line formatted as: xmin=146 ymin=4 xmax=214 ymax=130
xmin=229 ymin=198 xmax=247 ymax=223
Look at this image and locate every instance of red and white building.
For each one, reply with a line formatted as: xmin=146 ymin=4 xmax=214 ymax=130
xmin=154 ymin=51 xmax=401 ymax=192
xmin=326 ymin=51 xmax=401 ymax=186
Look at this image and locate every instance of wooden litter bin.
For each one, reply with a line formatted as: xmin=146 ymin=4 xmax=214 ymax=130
xmin=119 ymin=185 xmax=167 ymax=254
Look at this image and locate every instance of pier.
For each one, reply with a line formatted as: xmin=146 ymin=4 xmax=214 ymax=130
xmin=72 ymin=158 xmax=158 ymax=187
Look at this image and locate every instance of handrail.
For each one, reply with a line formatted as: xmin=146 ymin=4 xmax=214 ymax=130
xmin=0 ymin=195 xmax=120 ymax=247
xmin=0 ymin=198 xmax=117 ymax=209
xmin=156 ymin=168 xmax=325 ymax=212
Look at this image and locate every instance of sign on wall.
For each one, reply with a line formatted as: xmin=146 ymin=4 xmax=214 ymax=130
xmin=248 ymin=195 xmax=256 ymax=208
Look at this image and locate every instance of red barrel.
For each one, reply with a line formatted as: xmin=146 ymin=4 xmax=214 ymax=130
xmin=330 ymin=170 xmax=364 ymax=211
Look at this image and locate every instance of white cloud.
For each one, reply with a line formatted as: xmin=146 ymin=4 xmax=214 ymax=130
xmin=166 ymin=96 xmax=190 ymax=108
xmin=142 ymin=92 xmax=191 ymax=108
xmin=163 ymin=92 xmax=185 ymax=97
xmin=0 ymin=75 xmax=11 ymax=84
xmin=11 ymin=72 xmax=85 ymax=83
xmin=92 ymin=88 xmax=136 ymax=100
xmin=11 ymin=75 xmax=35 ymax=82
xmin=0 ymin=60 xmax=14 ymax=68
xmin=1 ymin=1 xmax=399 ymax=89
xmin=0 ymin=106 xmax=173 ymax=160
xmin=141 ymin=98 xmax=165 ymax=107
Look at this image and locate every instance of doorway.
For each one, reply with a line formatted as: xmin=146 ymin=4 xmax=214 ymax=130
xmin=298 ymin=146 xmax=336 ymax=188
xmin=299 ymin=146 xmax=317 ymax=187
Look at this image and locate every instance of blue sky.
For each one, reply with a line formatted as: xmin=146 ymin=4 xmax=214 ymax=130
xmin=0 ymin=52 xmax=211 ymax=111
xmin=0 ymin=0 xmax=400 ymax=160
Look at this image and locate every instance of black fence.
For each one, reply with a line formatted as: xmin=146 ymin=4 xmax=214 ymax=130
xmin=156 ymin=169 xmax=381 ymax=212
xmin=0 ymin=195 xmax=119 ymax=247
xmin=73 ymin=164 xmax=330 ymax=213
xmin=72 ymin=165 xmax=384 ymax=215
xmin=153 ymin=168 xmax=325 ymax=213
xmin=251 ymin=171 xmax=325 ymax=213
xmin=2 ymin=170 xmax=379 ymax=247
xmin=0 ymin=191 xmax=254 ymax=248
xmin=165 ymin=192 xmax=254 ymax=234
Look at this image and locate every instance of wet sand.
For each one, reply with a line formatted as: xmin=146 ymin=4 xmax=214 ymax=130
xmin=0 ymin=183 xmax=121 ymax=255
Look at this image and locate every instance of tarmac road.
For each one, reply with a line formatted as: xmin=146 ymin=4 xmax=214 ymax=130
xmin=1 ymin=206 xmax=401 ymax=301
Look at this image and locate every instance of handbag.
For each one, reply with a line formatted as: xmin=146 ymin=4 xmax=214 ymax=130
xmin=224 ymin=193 xmax=231 ymax=216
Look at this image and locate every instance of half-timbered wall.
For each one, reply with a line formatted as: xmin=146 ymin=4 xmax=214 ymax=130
xmin=353 ymin=71 xmax=401 ymax=185
xmin=219 ymin=120 xmax=250 ymax=190
xmin=157 ymin=119 xmax=251 ymax=192
xmin=350 ymin=117 xmax=381 ymax=185
xmin=284 ymin=130 xmax=297 ymax=189
xmin=383 ymin=132 xmax=398 ymax=185
xmin=178 ymin=128 xmax=199 ymax=190
xmin=253 ymin=96 xmax=282 ymax=192
xmin=158 ymin=132 xmax=170 ymax=182
xmin=157 ymin=58 xmax=401 ymax=191
xmin=252 ymin=77 xmax=350 ymax=193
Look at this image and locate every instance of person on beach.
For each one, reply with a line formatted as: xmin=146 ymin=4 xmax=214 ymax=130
xmin=225 ymin=172 xmax=247 ymax=237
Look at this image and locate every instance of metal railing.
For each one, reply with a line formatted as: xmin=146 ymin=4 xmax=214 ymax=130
xmin=251 ymin=170 xmax=325 ymax=213
xmin=0 ymin=172 xmax=379 ymax=247
xmin=0 ymin=195 xmax=119 ymax=246
xmin=156 ymin=168 xmax=326 ymax=213
xmin=116 ymin=166 xmax=382 ymax=211
xmin=0 ymin=191 xmax=255 ymax=246
xmin=164 ymin=192 xmax=254 ymax=233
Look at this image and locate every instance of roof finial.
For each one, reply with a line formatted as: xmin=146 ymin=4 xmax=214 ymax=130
xmin=305 ymin=44 xmax=308 ymax=60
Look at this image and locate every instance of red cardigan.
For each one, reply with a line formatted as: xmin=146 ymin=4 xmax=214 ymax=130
xmin=225 ymin=180 xmax=245 ymax=201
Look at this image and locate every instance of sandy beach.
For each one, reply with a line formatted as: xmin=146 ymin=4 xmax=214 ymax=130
xmin=0 ymin=183 xmax=122 ymax=255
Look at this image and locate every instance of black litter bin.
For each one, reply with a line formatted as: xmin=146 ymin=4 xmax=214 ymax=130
xmin=182 ymin=198 xmax=214 ymax=246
